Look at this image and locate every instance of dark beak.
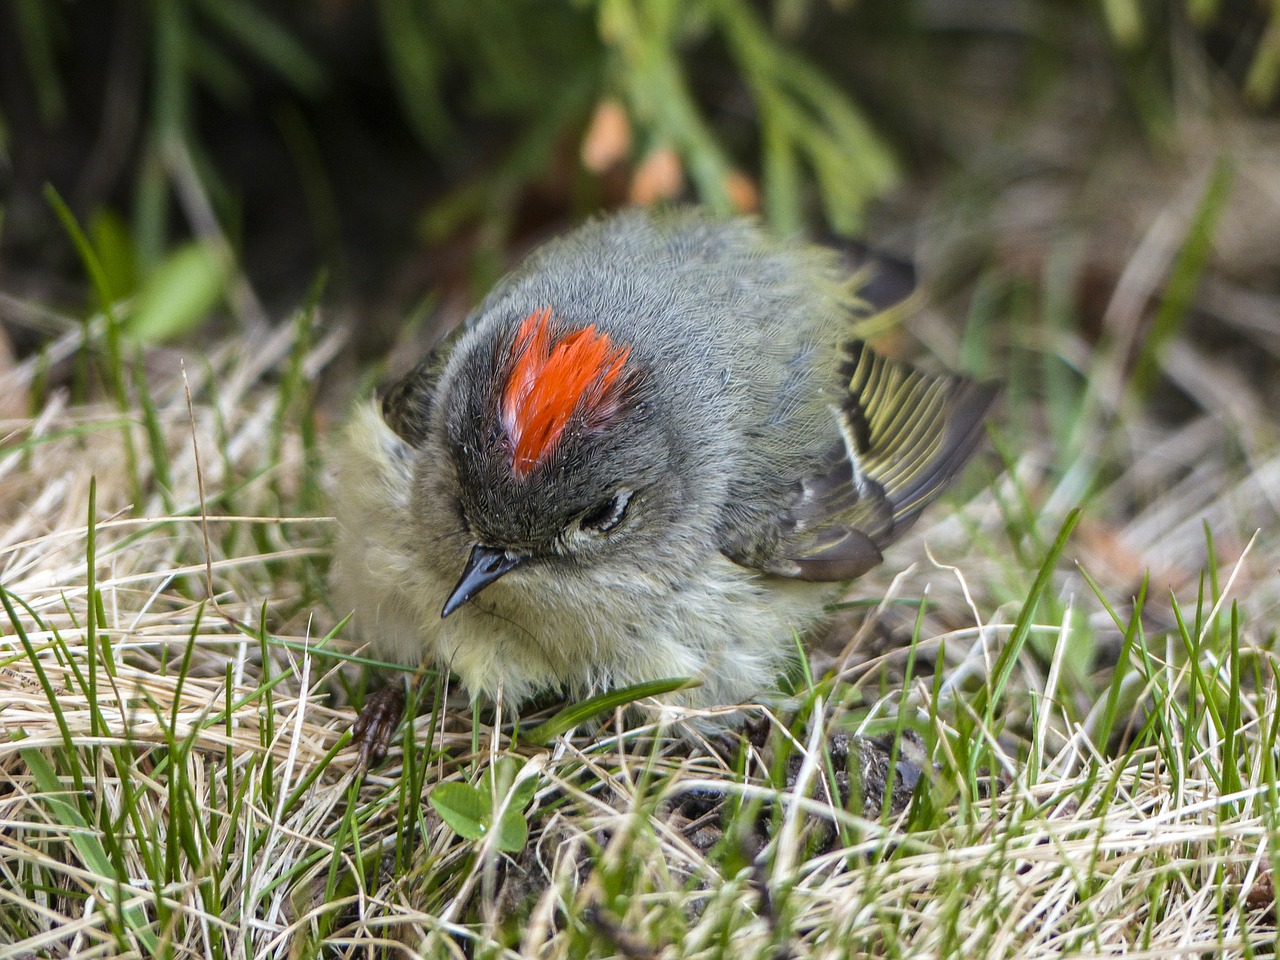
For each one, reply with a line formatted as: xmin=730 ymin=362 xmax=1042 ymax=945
xmin=441 ymin=544 xmax=525 ymax=618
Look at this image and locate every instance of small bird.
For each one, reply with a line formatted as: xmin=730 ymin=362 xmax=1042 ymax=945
xmin=333 ymin=208 xmax=996 ymax=764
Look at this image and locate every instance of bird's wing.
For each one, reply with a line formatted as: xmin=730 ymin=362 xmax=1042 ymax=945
xmin=379 ymin=358 xmax=441 ymax=447
xmin=378 ymin=326 xmax=464 ymax=448
xmin=744 ymin=340 xmax=997 ymax=582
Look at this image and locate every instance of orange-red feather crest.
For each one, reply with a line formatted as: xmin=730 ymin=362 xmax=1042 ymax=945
xmin=500 ymin=306 xmax=633 ymax=477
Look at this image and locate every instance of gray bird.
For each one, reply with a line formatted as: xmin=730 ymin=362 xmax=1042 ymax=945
xmin=332 ymin=208 xmax=996 ymax=764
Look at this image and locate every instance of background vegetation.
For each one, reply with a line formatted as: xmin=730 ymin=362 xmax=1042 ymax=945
xmin=2 ymin=1 xmax=1280 ymax=956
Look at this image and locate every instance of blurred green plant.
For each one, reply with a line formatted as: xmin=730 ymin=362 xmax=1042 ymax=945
xmin=8 ymin=0 xmax=1278 ymax=324
xmin=12 ymin=0 xmax=323 ymax=268
xmin=8 ymin=0 xmax=320 ymax=359
xmin=1103 ymin=0 xmax=1280 ymax=106
xmin=10 ymin=1 xmax=896 ymax=280
xmin=144 ymin=0 xmax=321 ymax=263
xmin=398 ymin=0 xmax=899 ymax=266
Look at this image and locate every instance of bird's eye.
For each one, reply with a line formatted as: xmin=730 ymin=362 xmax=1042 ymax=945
xmin=579 ymin=490 xmax=632 ymax=534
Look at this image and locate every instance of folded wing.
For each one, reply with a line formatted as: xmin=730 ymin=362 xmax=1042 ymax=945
xmin=754 ymin=340 xmax=997 ymax=581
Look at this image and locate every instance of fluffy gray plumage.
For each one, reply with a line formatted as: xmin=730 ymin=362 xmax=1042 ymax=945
xmin=333 ymin=208 xmax=995 ymax=754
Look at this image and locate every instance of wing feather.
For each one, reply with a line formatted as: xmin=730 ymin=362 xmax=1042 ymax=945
xmin=754 ymin=340 xmax=996 ymax=582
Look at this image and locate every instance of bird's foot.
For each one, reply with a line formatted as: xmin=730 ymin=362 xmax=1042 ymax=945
xmin=353 ymin=683 xmax=406 ymax=768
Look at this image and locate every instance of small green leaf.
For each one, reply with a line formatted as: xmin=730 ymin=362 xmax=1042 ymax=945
xmin=124 ymin=242 xmax=227 ymax=343
xmin=479 ymin=755 xmax=523 ymax=795
xmin=432 ymin=760 xmax=536 ymax=852
xmin=88 ymin=209 xmax=139 ymax=300
xmin=494 ymin=806 xmax=529 ymax=853
xmin=521 ymin=676 xmax=697 ymax=745
xmin=429 ymin=782 xmax=490 ymax=840
xmin=507 ymin=769 xmax=539 ymax=812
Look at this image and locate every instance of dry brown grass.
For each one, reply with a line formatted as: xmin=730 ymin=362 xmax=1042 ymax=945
xmin=4 ymin=112 xmax=1280 ymax=954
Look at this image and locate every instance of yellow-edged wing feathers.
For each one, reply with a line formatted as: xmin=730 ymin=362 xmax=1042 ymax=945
xmin=762 ymin=340 xmax=996 ymax=582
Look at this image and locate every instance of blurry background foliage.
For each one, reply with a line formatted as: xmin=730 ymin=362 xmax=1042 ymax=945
xmin=1 ymin=0 xmax=1278 ymax=353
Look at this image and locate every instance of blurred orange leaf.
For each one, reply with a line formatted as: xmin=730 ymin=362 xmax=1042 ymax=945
xmin=581 ymin=98 xmax=632 ymax=173
xmin=629 ymin=146 xmax=684 ymax=205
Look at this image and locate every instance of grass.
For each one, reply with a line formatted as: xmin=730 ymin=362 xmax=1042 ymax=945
xmin=4 ymin=43 xmax=1280 ymax=946
xmin=5 ymin=4 xmax=1280 ymax=955
xmin=2 ymin=213 xmax=1278 ymax=959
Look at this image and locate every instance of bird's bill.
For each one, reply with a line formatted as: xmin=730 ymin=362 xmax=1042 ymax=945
xmin=441 ymin=544 xmax=526 ymax=618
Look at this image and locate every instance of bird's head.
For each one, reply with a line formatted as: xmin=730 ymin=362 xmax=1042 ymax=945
xmin=422 ymin=305 xmax=685 ymax=616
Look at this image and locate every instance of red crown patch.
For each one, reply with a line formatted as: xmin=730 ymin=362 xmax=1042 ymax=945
xmin=500 ymin=307 xmax=633 ymax=477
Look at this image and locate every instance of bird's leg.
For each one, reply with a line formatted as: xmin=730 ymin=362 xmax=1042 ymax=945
xmin=352 ymin=684 xmax=405 ymax=768
xmin=352 ymin=658 xmax=434 ymax=768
